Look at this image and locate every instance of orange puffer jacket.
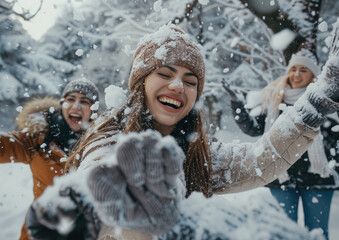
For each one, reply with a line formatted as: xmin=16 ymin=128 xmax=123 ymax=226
xmin=0 ymin=97 xmax=66 ymax=240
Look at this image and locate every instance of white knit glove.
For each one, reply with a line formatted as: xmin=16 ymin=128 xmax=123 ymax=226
xmin=87 ymin=130 xmax=185 ymax=235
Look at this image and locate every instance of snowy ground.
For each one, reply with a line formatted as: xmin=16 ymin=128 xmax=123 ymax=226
xmin=0 ymin=129 xmax=338 ymax=239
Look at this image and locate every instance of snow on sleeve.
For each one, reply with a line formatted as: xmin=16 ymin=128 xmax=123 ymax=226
xmin=77 ymin=133 xmax=120 ymax=171
xmin=159 ymin=192 xmax=320 ymax=240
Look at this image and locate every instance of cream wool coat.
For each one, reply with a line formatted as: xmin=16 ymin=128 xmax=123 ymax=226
xmin=77 ymin=109 xmax=319 ymax=240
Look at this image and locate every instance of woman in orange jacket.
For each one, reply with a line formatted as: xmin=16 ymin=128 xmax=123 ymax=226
xmin=0 ymin=78 xmax=99 ymax=240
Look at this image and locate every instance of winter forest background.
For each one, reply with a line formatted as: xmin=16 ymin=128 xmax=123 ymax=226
xmin=0 ymin=0 xmax=338 ymax=239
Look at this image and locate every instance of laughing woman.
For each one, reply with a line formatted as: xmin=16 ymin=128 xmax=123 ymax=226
xmin=27 ymin=24 xmax=339 ymax=240
xmin=224 ymin=49 xmax=339 ymax=239
xmin=0 ymin=78 xmax=99 ymax=240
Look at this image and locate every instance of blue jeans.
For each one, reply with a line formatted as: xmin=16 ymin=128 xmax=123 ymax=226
xmin=270 ymin=188 xmax=334 ymax=240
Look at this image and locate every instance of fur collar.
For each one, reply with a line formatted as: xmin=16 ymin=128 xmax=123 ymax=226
xmin=15 ymin=97 xmax=60 ymax=135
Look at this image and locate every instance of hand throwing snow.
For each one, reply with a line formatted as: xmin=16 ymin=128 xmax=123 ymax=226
xmin=87 ymin=130 xmax=185 ymax=235
xmin=26 ymin=173 xmax=100 ymax=240
xmin=295 ymin=21 xmax=339 ymax=128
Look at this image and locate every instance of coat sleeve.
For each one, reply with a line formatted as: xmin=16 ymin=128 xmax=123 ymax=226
xmin=230 ymin=100 xmax=266 ymax=136
xmin=0 ymin=131 xmax=36 ymax=164
xmin=210 ymin=108 xmax=319 ymax=194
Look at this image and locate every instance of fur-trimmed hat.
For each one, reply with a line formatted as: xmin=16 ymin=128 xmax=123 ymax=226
xmin=129 ymin=24 xmax=205 ymax=98
xmin=61 ymin=78 xmax=99 ymax=103
xmin=286 ymin=49 xmax=320 ymax=76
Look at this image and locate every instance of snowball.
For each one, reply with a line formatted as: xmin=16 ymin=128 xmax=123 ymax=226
xmin=245 ymin=91 xmax=262 ymax=109
xmin=75 ymin=49 xmax=84 ymax=57
xmin=90 ymin=113 xmax=98 ymax=119
xmin=199 ymin=0 xmax=209 ymax=5
xmin=331 ymin=125 xmax=339 ymax=132
xmin=270 ymin=29 xmax=295 ymax=51
xmin=16 ymin=106 xmax=23 ymax=112
xmin=230 ymin=37 xmax=240 ymax=47
xmin=90 ymin=101 xmax=100 ymax=111
xmin=223 ymin=68 xmax=229 ymax=73
xmin=62 ymin=102 xmax=69 ymax=109
xmin=318 ymin=21 xmax=328 ymax=32
xmin=124 ymin=107 xmax=131 ymax=115
xmin=329 ymin=159 xmax=336 ymax=168
xmin=104 ymin=85 xmax=127 ymax=110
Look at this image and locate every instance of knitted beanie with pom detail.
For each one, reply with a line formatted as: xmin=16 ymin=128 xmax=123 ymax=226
xmin=61 ymin=78 xmax=99 ymax=104
xmin=129 ymin=25 xmax=205 ymax=99
xmin=286 ymin=49 xmax=320 ymax=77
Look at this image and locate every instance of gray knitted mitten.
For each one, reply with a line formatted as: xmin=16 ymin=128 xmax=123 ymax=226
xmin=295 ymin=22 xmax=339 ymax=128
xmin=87 ymin=130 xmax=185 ymax=235
xmin=26 ymin=181 xmax=100 ymax=240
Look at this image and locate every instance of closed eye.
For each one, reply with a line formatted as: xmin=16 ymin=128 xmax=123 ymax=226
xmin=158 ymin=73 xmax=171 ymax=78
xmin=184 ymin=81 xmax=197 ymax=86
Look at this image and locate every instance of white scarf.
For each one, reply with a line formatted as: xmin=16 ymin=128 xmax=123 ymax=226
xmin=264 ymin=85 xmax=331 ymax=183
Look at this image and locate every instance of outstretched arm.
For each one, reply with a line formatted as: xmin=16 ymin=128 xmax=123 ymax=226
xmin=26 ymin=172 xmax=100 ymax=240
xmin=211 ymin=21 xmax=339 ymax=194
xmin=26 ymin=130 xmax=185 ymax=239
xmin=0 ymin=131 xmax=35 ymax=164
xmin=222 ymin=81 xmax=266 ymax=136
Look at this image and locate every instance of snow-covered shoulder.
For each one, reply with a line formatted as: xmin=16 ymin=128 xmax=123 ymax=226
xmin=159 ymin=191 xmax=324 ymax=240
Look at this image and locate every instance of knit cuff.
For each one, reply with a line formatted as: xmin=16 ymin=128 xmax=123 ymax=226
xmin=308 ymin=91 xmax=339 ymax=116
xmin=298 ymin=91 xmax=339 ymax=128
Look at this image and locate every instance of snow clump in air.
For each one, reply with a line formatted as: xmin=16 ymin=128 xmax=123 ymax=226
xmin=199 ymin=0 xmax=209 ymax=5
xmin=104 ymin=85 xmax=128 ymax=110
xmin=270 ymin=29 xmax=295 ymax=50
xmin=16 ymin=106 xmax=23 ymax=112
xmin=75 ymin=49 xmax=84 ymax=57
xmin=318 ymin=21 xmax=328 ymax=32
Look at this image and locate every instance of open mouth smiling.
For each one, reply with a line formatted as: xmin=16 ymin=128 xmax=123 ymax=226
xmin=158 ymin=96 xmax=182 ymax=109
xmin=69 ymin=113 xmax=82 ymax=122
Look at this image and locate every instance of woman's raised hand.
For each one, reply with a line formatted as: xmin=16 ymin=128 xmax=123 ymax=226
xmin=26 ymin=174 xmax=100 ymax=240
xmin=295 ymin=20 xmax=339 ymax=127
xmin=87 ymin=130 xmax=185 ymax=235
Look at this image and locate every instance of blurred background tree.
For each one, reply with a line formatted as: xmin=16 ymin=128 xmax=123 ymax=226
xmin=1 ymin=0 xmax=338 ymax=134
